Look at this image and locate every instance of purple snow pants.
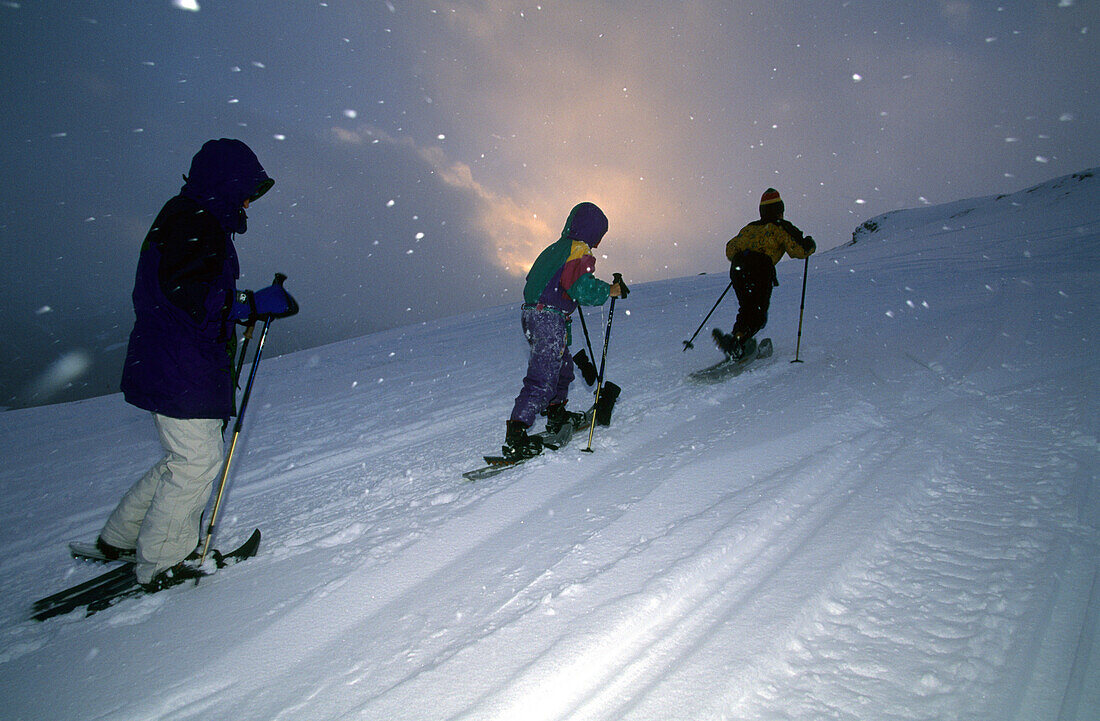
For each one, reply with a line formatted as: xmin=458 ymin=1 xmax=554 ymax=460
xmin=510 ymin=307 xmax=574 ymax=427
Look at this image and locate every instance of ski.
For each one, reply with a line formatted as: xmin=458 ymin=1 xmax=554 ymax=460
xmin=463 ymin=456 xmax=529 ymax=482
xmin=31 ymin=563 xmax=133 ymax=614
xmin=463 ymin=408 xmax=592 ymax=481
xmin=209 ymin=527 xmax=262 ymax=569
xmin=69 ymin=540 xmax=136 ymax=564
xmin=689 ymin=337 xmax=773 ymax=383
xmin=33 ymin=529 xmax=261 ymax=621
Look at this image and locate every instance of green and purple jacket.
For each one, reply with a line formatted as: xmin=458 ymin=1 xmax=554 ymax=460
xmin=523 ymin=202 xmax=611 ymax=315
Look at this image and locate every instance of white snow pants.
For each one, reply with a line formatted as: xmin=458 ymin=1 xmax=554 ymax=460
xmin=100 ymin=414 xmax=225 ymax=584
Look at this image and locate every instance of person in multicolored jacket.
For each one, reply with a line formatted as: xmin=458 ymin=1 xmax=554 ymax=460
xmin=96 ymin=138 xmax=297 ymax=590
xmin=505 ymin=201 xmax=625 ymax=459
xmin=713 ymin=188 xmax=815 ymax=359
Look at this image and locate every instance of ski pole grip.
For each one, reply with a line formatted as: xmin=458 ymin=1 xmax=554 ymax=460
xmin=612 ymin=272 xmax=630 ymax=298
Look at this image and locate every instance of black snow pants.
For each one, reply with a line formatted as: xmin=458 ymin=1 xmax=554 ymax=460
xmin=729 ymin=250 xmax=777 ymax=340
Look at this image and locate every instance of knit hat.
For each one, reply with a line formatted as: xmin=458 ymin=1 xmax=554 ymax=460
xmin=759 ymin=187 xmax=784 ymax=221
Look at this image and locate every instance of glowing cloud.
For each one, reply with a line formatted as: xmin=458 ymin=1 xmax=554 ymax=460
xmin=333 ymin=124 xmax=554 ymax=274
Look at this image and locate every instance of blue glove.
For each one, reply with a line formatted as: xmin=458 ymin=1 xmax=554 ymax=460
xmin=253 ymin=283 xmax=298 ymax=318
xmin=229 ymin=283 xmax=299 ymax=324
xmin=229 ymin=290 xmax=256 ymax=323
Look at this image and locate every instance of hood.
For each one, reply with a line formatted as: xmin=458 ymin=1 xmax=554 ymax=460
xmin=561 ymin=202 xmax=608 ymax=247
xmin=180 ymin=138 xmax=273 ymax=234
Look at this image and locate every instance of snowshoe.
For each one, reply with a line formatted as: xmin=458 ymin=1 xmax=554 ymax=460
xmin=690 ymin=337 xmax=773 ymax=382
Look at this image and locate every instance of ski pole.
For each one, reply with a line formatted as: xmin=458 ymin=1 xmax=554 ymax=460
xmin=791 ymin=258 xmax=808 ymax=364
xmin=230 ymin=273 xmax=288 ymax=397
xmin=200 ymin=273 xmax=290 ymax=564
xmin=583 ymin=273 xmax=626 ymax=453
xmin=576 ymin=306 xmax=596 ymax=364
xmin=683 ymin=280 xmax=733 ymax=351
xmin=232 ymin=322 xmax=256 ymax=390
xmin=571 ymin=306 xmax=601 ymax=386
xmin=236 ymin=271 xmax=288 ymax=375
xmin=222 ymin=321 xmax=258 ymax=435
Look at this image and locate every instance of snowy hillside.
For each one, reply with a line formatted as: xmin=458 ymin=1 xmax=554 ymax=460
xmin=0 ymin=170 xmax=1097 ymax=720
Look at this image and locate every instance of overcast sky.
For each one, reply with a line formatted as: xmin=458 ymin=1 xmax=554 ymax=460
xmin=1 ymin=0 xmax=1097 ymax=407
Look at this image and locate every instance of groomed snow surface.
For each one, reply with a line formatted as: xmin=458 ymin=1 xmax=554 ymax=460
xmin=1 ymin=169 xmax=1097 ymax=720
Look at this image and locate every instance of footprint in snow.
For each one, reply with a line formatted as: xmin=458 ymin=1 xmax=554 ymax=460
xmin=429 ymin=492 xmax=458 ymax=506
xmin=316 ymin=522 xmax=367 ymax=548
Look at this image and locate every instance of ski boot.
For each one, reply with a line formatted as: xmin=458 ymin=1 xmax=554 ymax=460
xmin=544 ymin=402 xmax=587 ymax=434
xmin=140 ymin=561 xmax=206 ymax=593
xmin=96 ymin=536 xmax=136 ymax=562
xmin=712 ymin=329 xmax=756 ymax=361
xmin=738 ymin=336 xmax=758 ymax=361
xmin=503 ymin=420 xmax=544 ymax=460
xmin=712 ymin=328 xmax=742 ymax=358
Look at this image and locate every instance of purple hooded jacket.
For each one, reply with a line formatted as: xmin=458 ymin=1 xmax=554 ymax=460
xmin=120 ymin=139 xmax=272 ymax=420
xmin=523 ymin=202 xmax=610 ymax=314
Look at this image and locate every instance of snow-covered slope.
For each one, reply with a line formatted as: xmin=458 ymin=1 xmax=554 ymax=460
xmin=1 ymin=170 xmax=1097 ymax=720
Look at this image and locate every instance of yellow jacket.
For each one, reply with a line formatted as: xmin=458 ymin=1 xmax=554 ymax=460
xmin=726 ymin=219 xmax=815 ymax=265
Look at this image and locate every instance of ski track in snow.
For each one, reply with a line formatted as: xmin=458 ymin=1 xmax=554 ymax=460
xmin=0 ymin=169 xmax=1097 ymax=720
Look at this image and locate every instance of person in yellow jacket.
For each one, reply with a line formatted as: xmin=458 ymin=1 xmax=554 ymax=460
xmin=713 ymin=188 xmax=816 ymax=359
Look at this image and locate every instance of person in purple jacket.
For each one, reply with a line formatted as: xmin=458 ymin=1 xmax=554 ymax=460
xmin=95 ymin=139 xmax=296 ymax=590
xmin=504 ymin=202 xmax=625 ymax=459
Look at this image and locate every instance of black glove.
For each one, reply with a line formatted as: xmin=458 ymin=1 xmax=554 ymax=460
xmin=611 ymin=272 xmax=630 ymax=299
xmin=573 ymin=349 xmax=598 ymax=386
